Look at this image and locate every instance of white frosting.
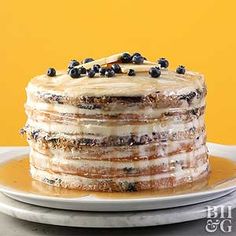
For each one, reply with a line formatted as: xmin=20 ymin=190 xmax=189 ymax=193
xmin=26 ymin=115 xmax=204 ymax=137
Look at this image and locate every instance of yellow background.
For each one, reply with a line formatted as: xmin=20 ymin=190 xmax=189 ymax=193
xmin=0 ymin=0 xmax=236 ymax=146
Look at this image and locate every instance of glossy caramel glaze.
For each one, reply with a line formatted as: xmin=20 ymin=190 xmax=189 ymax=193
xmin=0 ymin=155 xmax=235 ymax=199
xmin=27 ymin=69 xmax=205 ymax=97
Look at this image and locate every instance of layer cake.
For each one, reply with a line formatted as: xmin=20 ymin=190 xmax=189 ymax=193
xmin=22 ymin=53 xmax=208 ymax=192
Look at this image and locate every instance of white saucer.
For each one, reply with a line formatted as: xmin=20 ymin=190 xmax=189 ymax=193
xmin=0 ymin=143 xmax=236 ymax=212
xmin=0 ymin=190 xmax=236 ymax=228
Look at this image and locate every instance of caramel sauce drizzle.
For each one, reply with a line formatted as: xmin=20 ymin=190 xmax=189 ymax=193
xmin=0 ymin=156 xmax=235 ymax=199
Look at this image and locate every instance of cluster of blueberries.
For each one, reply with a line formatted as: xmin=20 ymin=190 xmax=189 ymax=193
xmin=47 ymin=52 xmax=186 ymax=78
xmin=69 ymin=60 xmax=123 ymax=79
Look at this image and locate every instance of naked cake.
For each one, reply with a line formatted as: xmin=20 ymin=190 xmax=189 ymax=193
xmin=22 ymin=52 xmax=208 ymax=192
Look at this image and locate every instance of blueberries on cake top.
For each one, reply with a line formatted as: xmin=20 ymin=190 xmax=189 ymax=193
xmin=46 ymin=52 xmax=187 ymax=79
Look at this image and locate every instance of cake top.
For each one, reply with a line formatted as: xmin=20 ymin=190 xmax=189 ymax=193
xmin=27 ymin=52 xmax=205 ymax=97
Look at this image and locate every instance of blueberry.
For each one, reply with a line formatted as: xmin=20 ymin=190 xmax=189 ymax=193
xmin=132 ymin=55 xmax=144 ymax=64
xmin=69 ymin=68 xmax=81 ymax=78
xmin=99 ymin=67 xmax=106 ymax=75
xmin=132 ymin=52 xmax=142 ymax=58
xmin=92 ymin=64 xmax=101 ymax=73
xmin=128 ymin=69 xmax=136 ymax=76
xmin=176 ymin=65 xmax=186 ymax=74
xmin=87 ymin=69 xmax=96 ymax=78
xmin=158 ymin=58 xmax=169 ymax=68
xmin=120 ymin=53 xmax=132 ymax=63
xmin=105 ymin=68 xmax=115 ymax=77
xmin=68 ymin=59 xmax=79 ymax=69
xmin=149 ymin=67 xmax=161 ymax=78
xmin=111 ymin=64 xmax=121 ymax=73
xmin=83 ymin=58 xmax=94 ymax=64
xmin=79 ymin=66 xmax=87 ymax=74
xmin=47 ymin=68 xmax=56 ymax=77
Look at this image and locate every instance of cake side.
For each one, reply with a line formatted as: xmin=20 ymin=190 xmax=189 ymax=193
xmin=23 ymin=53 xmax=208 ymax=192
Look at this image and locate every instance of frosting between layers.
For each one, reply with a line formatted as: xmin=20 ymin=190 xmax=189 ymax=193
xmin=25 ymin=100 xmax=206 ymax=117
xmin=26 ymin=115 xmax=205 ymax=136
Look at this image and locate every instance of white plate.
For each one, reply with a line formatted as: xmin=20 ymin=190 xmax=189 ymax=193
xmin=0 ymin=143 xmax=236 ymax=212
xmin=0 ymin=190 xmax=236 ymax=228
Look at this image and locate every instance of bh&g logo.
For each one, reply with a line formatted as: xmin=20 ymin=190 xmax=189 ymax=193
xmin=205 ymin=205 xmax=232 ymax=233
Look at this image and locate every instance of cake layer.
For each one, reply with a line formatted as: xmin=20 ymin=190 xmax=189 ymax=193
xmin=27 ymin=87 xmax=206 ymax=113
xmin=29 ymin=134 xmax=206 ymax=161
xmin=26 ymin=69 xmax=206 ymax=107
xmin=30 ymin=161 xmax=209 ymax=192
xmin=31 ymin=174 xmax=209 ymax=196
xmin=25 ymin=102 xmax=205 ymax=121
xmin=30 ymin=146 xmax=208 ymax=178
xmin=25 ymin=124 xmax=205 ymax=147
